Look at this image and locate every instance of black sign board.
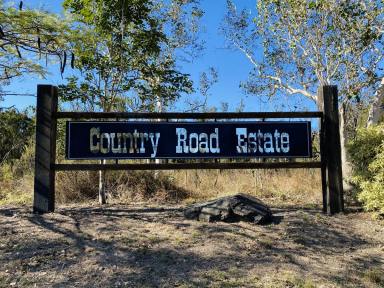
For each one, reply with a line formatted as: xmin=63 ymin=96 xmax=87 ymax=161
xmin=65 ymin=121 xmax=311 ymax=159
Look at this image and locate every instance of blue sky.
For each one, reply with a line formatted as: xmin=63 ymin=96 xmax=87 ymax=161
xmin=2 ymin=0 xmax=317 ymax=113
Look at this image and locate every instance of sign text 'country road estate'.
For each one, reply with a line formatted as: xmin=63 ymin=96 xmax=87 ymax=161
xmin=66 ymin=121 xmax=312 ymax=159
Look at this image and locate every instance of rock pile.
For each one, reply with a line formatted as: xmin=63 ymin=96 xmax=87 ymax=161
xmin=184 ymin=194 xmax=272 ymax=224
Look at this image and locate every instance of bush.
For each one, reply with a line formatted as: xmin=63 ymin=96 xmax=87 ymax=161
xmin=0 ymin=108 xmax=34 ymax=164
xmin=348 ymin=124 xmax=384 ymax=181
xmin=0 ymin=139 xmax=35 ymax=206
xmin=348 ymin=124 xmax=384 ymax=215
xmin=358 ymin=143 xmax=384 ymax=215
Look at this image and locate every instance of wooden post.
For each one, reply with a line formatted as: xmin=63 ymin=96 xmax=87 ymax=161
xmin=318 ymin=86 xmax=344 ymax=214
xmin=33 ymin=85 xmax=58 ymax=213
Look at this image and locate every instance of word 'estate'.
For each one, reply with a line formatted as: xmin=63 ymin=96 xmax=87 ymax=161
xmin=89 ymin=126 xmax=291 ymax=157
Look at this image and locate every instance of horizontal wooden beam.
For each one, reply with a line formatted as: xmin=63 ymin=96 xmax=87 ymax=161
xmin=54 ymin=161 xmax=322 ymax=171
xmin=55 ymin=111 xmax=323 ymax=120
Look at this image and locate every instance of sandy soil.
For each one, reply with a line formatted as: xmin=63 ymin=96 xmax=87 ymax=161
xmin=0 ymin=204 xmax=383 ymax=288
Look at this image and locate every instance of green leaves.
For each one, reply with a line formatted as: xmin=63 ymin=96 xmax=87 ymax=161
xmin=0 ymin=2 xmax=71 ymax=82
xmin=349 ymin=124 xmax=384 ymax=215
xmin=223 ymin=0 xmax=384 ymax=107
xmin=0 ymin=108 xmax=34 ymax=164
xmin=308 ymin=1 xmax=316 ymax=10
xmin=60 ymin=0 xmax=200 ymax=112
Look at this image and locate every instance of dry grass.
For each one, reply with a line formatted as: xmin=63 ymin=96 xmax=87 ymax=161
xmin=0 ymin=135 xmax=322 ymax=206
xmin=103 ymin=168 xmax=322 ymax=209
xmin=363 ymin=268 xmax=384 ymax=286
xmin=0 ymin=174 xmax=33 ymax=206
xmin=56 ymin=170 xmax=100 ymax=203
xmin=168 ymin=168 xmax=321 ymax=205
xmin=1 ymin=167 xmax=321 ymax=207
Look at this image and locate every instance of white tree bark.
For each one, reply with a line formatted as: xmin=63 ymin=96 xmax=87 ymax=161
xmin=339 ymin=103 xmax=353 ymax=193
xmin=367 ymin=78 xmax=384 ymax=127
xmin=154 ymin=96 xmax=162 ymax=179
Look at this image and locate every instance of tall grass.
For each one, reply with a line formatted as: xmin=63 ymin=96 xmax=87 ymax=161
xmin=1 ymin=166 xmax=321 ymax=207
xmin=84 ymin=168 xmax=321 ymax=207
xmin=158 ymin=168 xmax=321 ymax=206
xmin=1 ymin=139 xmax=322 ymax=207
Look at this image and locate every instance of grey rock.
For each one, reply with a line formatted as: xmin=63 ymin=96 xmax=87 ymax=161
xmin=184 ymin=193 xmax=272 ymax=224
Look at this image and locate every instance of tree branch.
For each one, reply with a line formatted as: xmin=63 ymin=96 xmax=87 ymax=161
xmin=233 ymin=41 xmax=316 ymax=101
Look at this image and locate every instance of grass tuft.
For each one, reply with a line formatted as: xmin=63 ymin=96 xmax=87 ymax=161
xmin=363 ymin=268 xmax=383 ymax=285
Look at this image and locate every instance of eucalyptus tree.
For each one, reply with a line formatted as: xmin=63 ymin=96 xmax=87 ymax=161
xmin=60 ymin=0 xmax=203 ymax=203
xmin=222 ymin=0 xmax=384 ymax=186
xmin=367 ymin=78 xmax=384 ymax=126
xmin=0 ymin=0 xmax=71 ymax=85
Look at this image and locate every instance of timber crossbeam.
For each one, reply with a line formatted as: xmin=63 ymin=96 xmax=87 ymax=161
xmin=54 ymin=161 xmax=322 ymax=171
xmin=55 ymin=111 xmax=323 ymax=120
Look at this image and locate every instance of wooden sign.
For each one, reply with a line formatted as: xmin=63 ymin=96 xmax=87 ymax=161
xmin=34 ymin=84 xmax=344 ymax=214
xmin=66 ymin=121 xmax=312 ymax=159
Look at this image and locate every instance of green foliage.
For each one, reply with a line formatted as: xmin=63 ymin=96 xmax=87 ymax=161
xmin=0 ymin=108 xmax=34 ymax=164
xmin=11 ymin=137 xmax=35 ymax=177
xmin=0 ymin=162 xmax=13 ymax=181
xmin=348 ymin=124 xmax=384 ymax=215
xmin=222 ymin=0 xmax=383 ymax=104
xmin=56 ymin=119 xmax=67 ymax=161
xmin=0 ymin=1 xmax=71 ymax=83
xmin=358 ymin=143 xmax=384 ymax=215
xmin=348 ymin=124 xmax=384 ymax=181
xmin=59 ymin=0 xmax=200 ymax=112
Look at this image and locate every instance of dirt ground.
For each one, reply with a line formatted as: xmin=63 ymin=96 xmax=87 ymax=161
xmin=0 ymin=204 xmax=383 ymax=288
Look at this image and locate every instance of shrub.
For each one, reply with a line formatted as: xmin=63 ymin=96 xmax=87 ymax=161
xmin=0 ymin=139 xmax=35 ymax=206
xmin=11 ymin=138 xmax=35 ymax=177
xmin=348 ymin=124 xmax=384 ymax=181
xmin=0 ymin=108 xmax=34 ymax=164
xmin=348 ymin=124 xmax=384 ymax=215
xmin=358 ymin=143 xmax=384 ymax=215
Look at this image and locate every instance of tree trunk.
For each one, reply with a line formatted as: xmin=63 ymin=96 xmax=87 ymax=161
xmin=154 ymin=96 xmax=162 ymax=179
xmin=367 ymin=78 xmax=384 ymax=127
xmin=98 ymin=159 xmax=107 ymax=204
xmin=339 ymin=103 xmax=353 ymax=193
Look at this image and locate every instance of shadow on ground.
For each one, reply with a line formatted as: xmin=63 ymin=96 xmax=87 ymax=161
xmin=0 ymin=205 xmax=383 ymax=287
